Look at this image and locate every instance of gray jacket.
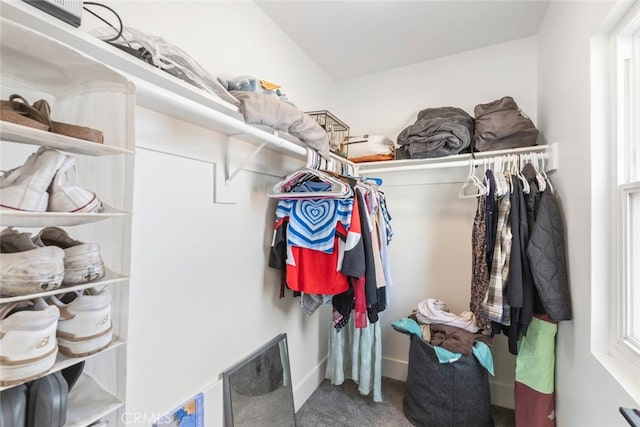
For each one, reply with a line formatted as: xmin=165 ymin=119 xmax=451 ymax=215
xmin=526 ymin=189 xmax=572 ymax=321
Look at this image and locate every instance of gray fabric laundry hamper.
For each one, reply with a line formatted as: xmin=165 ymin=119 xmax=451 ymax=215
xmin=403 ymin=334 xmax=494 ymax=427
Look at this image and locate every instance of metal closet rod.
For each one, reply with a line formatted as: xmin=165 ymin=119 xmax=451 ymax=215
xmin=360 ymin=144 xmax=556 ymax=174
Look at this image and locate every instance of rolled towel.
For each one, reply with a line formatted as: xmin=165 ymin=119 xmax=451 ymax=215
xmin=416 ymin=298 xmax=479 ymax=333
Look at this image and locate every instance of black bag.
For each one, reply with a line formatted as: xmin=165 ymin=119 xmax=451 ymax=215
xmin=0 ymin=384 xmax=27 ymax=427
xmin=403 ymin=334 xmax=493 ymax=427
xmin=473 ymin=96 xmax=539 ymax=151
xmin=26 ymin=371 xmax=68 ymax=427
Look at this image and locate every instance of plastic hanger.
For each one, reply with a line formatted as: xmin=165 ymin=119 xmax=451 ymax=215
xmin=267 ymin=167 xmax=353 ymax=199
xmin=364 ymin=177 xmax=384 ymax=186
xmin=459 ymin=158 xmax=487 ymax=198
xmin=537 ymin=153 xmax=554 ymax=194
xmin=493 ymin=157 xmax=509 ymax=196
xmin=514 ymin=154 xmax=530 ymax=194
xmin=531 ymin=153 xmax=547 ymax=192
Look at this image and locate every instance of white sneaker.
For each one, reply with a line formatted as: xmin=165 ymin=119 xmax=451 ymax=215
xmin=0 ymin=147 xmax=65 ymax=212
xmin=47 ymin=155 xmax=103 ymax=213
xmin=0 ymin=298 xmax=59 ymax=386
xmin=0 ymin=228 xmax=65 ymax=297
xmin=33 ymin=227 xmax=105 ymax=286
xmin=47 ymin=288 xmax=112 ymax=357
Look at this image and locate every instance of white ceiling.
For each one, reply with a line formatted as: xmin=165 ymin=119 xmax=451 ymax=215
xmin=256 ymin=1 xmax=551 ymax=81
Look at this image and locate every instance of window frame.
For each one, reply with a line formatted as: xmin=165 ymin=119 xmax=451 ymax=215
xmin=592 ymin=0 xmax=640 ymax=404
xmin=614 ymin=3 xmax=640 ymax=363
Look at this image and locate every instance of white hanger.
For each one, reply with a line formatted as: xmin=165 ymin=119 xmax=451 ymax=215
xmin=268 ymin=149 xmax=353 ymax=199
xmin=502 ymin=155 xmax=513 ymax=195
xmin=537 ymin=152 xmax=554 ymax=193
xmin=514 ymin=154 xmax=530 ymax=194
xmin=532 ymin=153 xmax=547 ymax=192
xmin=493 ymin=156 xmax=509 ymax=196
xmin=268 ymin=168 xmax=352 ymax=199
xmin=459 ymin=157 xmax=487 ymax=198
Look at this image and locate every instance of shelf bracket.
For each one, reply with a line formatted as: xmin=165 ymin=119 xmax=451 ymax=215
xmin=546 ymin=142 xmax=559 ymax=171
xmin=225 ymin=137 xmax=270 ymax=185
xmin=214 ymin=136 xmax=270 ymax=204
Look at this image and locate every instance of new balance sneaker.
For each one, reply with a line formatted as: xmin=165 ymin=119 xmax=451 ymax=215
xmin=47 ymin=155 xmax=103 ymax=213
xmin=0 ymin=147 xmax=66 ymax=212
xmin=0 ymin=298 xmax=59 ymax=386
xmin=0 ymin=228 xmax=64 ymax=297
xmin=33 ymin=227 xmax=105 ymax=286
xmin=47 ymin=288 xmax=112 ymax=357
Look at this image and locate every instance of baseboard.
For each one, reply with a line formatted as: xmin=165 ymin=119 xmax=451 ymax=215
xmin=292 ymin=356 xmax=328 ymax=412
xmin=489 ymin=380 xmax=515 ymax=409
xmin=382 ymin=356 xmax=409 ymax=381
xmin=202 ymin=379 xmax=224 ymax=427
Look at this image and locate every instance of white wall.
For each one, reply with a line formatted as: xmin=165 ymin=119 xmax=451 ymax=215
xmin=537 ymin=1 xmax=638 ymax=425
xmin=82 ymin=1 xmax=338 ymax=425
xmin=336 ymin=37 xmax=538 ymax=139
xmin=95 ymin=1 xmax=336 ymax=112
xmin=336 ymin=37 xmax=538 ymax=408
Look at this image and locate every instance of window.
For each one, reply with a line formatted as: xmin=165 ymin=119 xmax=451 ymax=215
xmin=592 ymin=0 xmax=640 ymax=402
xmin=613 ymin=3 xmax=640 ymax=367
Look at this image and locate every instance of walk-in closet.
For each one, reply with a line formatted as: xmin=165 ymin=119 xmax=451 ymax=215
xmin=0 ymin=1 xmax=638 ymax=426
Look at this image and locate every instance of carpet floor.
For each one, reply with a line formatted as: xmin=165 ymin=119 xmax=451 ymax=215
xmin=295 ymin=377 xmax=515 ymax=427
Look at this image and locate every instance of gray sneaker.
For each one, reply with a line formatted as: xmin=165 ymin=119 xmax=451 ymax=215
xmin=33 ymin=227 xmax=105 ymax=286
xmin=0 ymin=228 xmax=64 ymax=297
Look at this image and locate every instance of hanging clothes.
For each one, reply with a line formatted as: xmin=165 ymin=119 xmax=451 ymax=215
xmin=502 ymin=175 xmax=536 ymax=355
xmin=514 ymin=315 xmax=558 ymax=427
xmin=527 ymin=190 xmax=572 ymax=321
xmin=275 ymin=181 xmax=354 ymax=254
xmin=464 ymin=155 xmax=570 ymax=427
xmin=481 ymin=189 xmax=512 ymax=325
xmin=268 ymin=165 xmax=393 ymax=404
xmin=269 ymin=195 xmax=363 ymax=296
xmin=470 ymin=196 xmax=492 ymax=330
xmin=325 ymin=314 xmax=383 ymax=402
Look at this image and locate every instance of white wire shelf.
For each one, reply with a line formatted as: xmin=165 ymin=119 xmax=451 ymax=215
xmin=357 ymin=144 xmax=556 ymax=174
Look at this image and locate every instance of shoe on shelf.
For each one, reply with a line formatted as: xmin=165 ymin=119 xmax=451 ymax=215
xmin=1 ymin=97 xmax=50 ymax=131
xmin=47 ymin=155 xmax=103 ymax=213
xmin=0 ymin=147 xmax=66 ymax=212
xmin=33 ymin=227 xmax=105 ymax=285
xmin=0 ymin=227 xmax=65 ymax=297
xmin=47 ymin=287 xmax=113 ymax=357
xmin=4 ymin=95 xmax=103 ymax=143
xmin=0 ymin=298 xmax=60 ymax=386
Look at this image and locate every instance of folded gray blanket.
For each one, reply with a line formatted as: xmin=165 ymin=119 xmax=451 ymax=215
xmin=397 ymin=107 xmax=474 ymax=159
xmin=231 ymin=90 xmax=330 ymax=158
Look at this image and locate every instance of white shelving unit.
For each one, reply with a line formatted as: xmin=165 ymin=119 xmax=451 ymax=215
xmin=0 ymin=16 xmax=135 ymax=427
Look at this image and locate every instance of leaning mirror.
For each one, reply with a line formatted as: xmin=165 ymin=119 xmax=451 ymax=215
xmin=223 ymin=333 xmax=296 ymax=427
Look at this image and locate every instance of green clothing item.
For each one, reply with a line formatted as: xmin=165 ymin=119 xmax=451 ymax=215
xmin=515 ymin=316 xmax=557 ymax=394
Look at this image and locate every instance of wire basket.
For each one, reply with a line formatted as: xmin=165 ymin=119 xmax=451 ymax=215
xmin=306 ymin=110 xmax=349 ymax=157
